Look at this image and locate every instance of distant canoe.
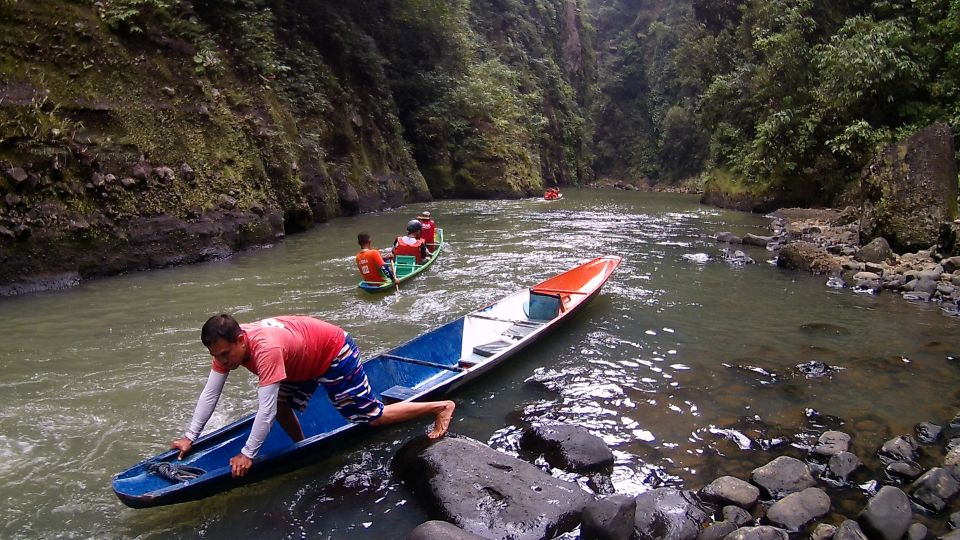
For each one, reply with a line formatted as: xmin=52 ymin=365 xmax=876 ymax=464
xmin=112 ymin=255 xmax=621 ymax=508
xmin=358 ymin=229 xmax=444 ymax=293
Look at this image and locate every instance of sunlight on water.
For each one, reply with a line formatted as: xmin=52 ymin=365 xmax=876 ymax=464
xmin=1 ymin=189 xmax=960 ymax=538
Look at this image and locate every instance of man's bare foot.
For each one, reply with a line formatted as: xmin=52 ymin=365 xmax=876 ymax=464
xmin=428 ymin=400 xmax=455 ymax=439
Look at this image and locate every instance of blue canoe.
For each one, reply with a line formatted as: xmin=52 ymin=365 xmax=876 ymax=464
xmin=112 ymin=255 xmax=622 ymax=508
xmin=358 ymin=229 xmax=444 ymax=293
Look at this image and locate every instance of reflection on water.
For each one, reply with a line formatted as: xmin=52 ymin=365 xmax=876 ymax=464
xmin=1 ymin=189 xmax=960 ymax=538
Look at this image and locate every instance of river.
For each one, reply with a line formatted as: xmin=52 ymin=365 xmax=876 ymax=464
xmin=1 ymin=189 xmax=959 ymax=538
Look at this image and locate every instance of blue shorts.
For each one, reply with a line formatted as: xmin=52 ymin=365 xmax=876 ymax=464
xmin=281 ymin=335 xmax=384 ymax=423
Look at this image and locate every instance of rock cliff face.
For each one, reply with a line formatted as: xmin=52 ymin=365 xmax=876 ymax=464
xmin=859 ymin=123 xmax=959 ymax=253
xmin=0 ymin=0 xmax=595 ymax=293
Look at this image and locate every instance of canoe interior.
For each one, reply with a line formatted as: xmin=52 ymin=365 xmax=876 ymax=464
xmin=113 ymin=255 xmax=620 ymax=507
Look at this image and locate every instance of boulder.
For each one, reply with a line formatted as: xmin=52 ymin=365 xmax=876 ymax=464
xmin=722 ymin=525 xmax=789 ymax=540
xmin=743 ymin=233 xmax=774 ymax=247
xmin=835 ymin=519 xmax=868 ymax=540
xmin=581 ymin=495 xmax=635 ymax=540
xmin=879 ymin=435 xmax=919 ymax=463
xmin=810 ymin=523 xmax=837 ymax=540
xmin=906 ymin=522 xmax=929 ymax=540
xmin=722 ymin=505 xmax=753 ymax=527
xmin=811 ymin=431 xmax=851 ymax=458
xmin=826 ymin=452 xmax=862 ymax=484
xmin=633 ymin=488 xmax=708 ymax=540
xmin=407 ymin=520 xmax=489 ymax=540
xmin=910 ymin=467 xmax=960 ymax=512
xmin=886 ymin=460 xmax=924 ymax=481
xmin=518 ymin=424 xmax=614 ymax=474
xmin=776 ymin=241 xmax=841 ymax=275
xmin=697 ymin=520 xmax=738 ymax=540
xmin=764 ymin=487 xmax=830 ymax=531
xmin=392 ymin=435 xmax=593 ymax=540
xmin=859 ymin=122 xmax=958 ymax=253
xmin=915 ymin=422 xmax=943 ymax=444
xmin=716 ymin=232 xmax=743 ymax=244
xmin=750 ymin=456 xmax=816 ymax=500
xmin=856 ymin=237 xmax=895 ymax=263
xmin=857 ymin=486 xmax=912 ymax=540
xmin=699 ymin=476 xmax=760 ymax=509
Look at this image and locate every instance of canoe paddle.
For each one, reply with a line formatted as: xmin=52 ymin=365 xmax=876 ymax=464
xmin=391 ymin=259 xmax=399 ymax=293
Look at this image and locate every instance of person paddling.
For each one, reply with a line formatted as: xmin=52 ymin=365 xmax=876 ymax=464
xmin=170 ymin=314 xmax=456 ymax=478
xmin=355 ymin=232 xmax=395 ymax=284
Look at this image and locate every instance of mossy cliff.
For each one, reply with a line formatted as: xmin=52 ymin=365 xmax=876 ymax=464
xmin=0 ymin=0 xmax=594 ymax=293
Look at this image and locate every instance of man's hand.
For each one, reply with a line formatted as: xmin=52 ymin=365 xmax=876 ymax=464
xmin=171 ymin=437 xmax=193 ymax=460
xmin=230 ymin=454 xmax=253 ymax=477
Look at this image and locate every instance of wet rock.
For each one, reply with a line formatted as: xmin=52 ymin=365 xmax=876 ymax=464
xmin=180 ymin=162 xmax=196 ymax=183
xmin=810 ymin=523 xmax=837 ymax=540
xmin=826 ymin=452 xmax=862 ymax=484
xmin=947 ymin=438 xmax=960 ymax=453
xmin=716 ymin=232 xmax=742 ymax=244
xmin=696 ymin=520 xmax=737 ymax=540
xmin=699 ymin=476 xmax=760 ymax=509
xmin=950 ymin=511 xmax=960 ymax=529
xmin=722 ymin=525 xmax=789 ymax=540
xmin=906 ymin=278 xmax=939 ymax=296
xmin=886 ymin=460 xmax=924 ymax=481
xmin=906 ymin=522 xmax=929 ymax=540
xmin=857 ymin=485 xmax=912 ymax=540
xmin=392 ymin=435 xmax=593 ymax=540
xmin=943 ymin=447 xmax=960 ymax=476
xmin=777 ymin=241 xmax=841 ymax=275
xmin=943 ymin=531 xmax=960 ymax=540
xmin=743 ymin=234 xmax=773 ymax=247
xmin=910 ymin=467 xmax=960 ymax=512
xmin=722 ymin=505 xmax=752 ymax=527
xmin=915 ymin=422 xmax=943 ymax=444
xmin=518 ymin=424 xmax=614 ymax=474
xmin=856 ymin=237 xmax=894 ymax=263
xmin=407 ymin=520 xmax=488 ymax=540
xmin=721 ymin=248 xmax=754 ymax=265
xmin=764 ymin=487 xmax=830 ymax=531
xmin=853 ymin=271 xmax=881 ymax=288
xmin=751 ymin=456 xmax=816 ymax=500
xmin=880 ymin=435 xmax=920 ymax=463
xmin=834 ymin=519 xmax=868 ymax=540
xmin=812 ymin=431 xmax=851 ymax=457
xmin=633 ymin=488 xmax=708 ymax=540
xmin=581 ymin=495 xmax=635 ymax=540
xmin=796 ymin=361 xmax=835 ymax=378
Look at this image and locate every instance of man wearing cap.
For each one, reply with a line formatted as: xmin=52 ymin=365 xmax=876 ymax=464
xmin=394 ymin=220 xmax=429 ymax=264
xmin=417 ymin=211 xmax=437 ymax=250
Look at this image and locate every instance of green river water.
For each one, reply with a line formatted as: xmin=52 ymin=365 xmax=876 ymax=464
xmin=2 ymin=189 xmax=959 ymax=538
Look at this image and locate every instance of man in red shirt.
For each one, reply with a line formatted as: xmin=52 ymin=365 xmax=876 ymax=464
xmin=170 ymin=314 xmax=455 ymax=477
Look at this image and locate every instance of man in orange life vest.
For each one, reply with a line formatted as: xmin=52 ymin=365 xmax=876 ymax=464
xmin=394 ymin=220 xmax=428 ymax=264
xmin=355 ymin=232 xmax=395 ymax=284
xmin=416 ymin=211 xmax=437 ymax=251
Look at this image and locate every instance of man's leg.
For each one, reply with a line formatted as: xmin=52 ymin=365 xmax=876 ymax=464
xmin=369 ymin=400 xmax=456 ymax=439
xmin=276 ymin=401 xmax=305 ymax=442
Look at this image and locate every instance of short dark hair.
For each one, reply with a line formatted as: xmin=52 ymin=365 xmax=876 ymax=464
xmin=201 ymin=313 xmax=242 ymax=346
xmin=358 ymin=232 xmax=371 ymax=247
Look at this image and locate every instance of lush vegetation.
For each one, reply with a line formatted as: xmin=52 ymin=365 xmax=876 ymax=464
xmin=590 ymin=0 xmax=960 ymax=205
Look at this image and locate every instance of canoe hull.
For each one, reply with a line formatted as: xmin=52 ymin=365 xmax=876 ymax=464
xmin=113 ymin=256 xmax=621 ymax=508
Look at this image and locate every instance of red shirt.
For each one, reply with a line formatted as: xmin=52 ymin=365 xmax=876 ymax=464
xmin=211 ymin=316 xmax=346 ymax=385
xmin=419 ymin=219 xmax=436 ymax=245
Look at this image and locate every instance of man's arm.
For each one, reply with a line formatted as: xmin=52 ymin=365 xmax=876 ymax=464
xmin=171 ymin=369 xmax=228 ymax=459
xmin=229 ymin=383 xmax=280 ymax=477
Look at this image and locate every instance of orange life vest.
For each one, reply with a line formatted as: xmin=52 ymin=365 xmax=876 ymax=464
xmin=356 ymin=249 xmax=387 ymax=282
xmin=394 ymin=236 xmax=425 ymax=263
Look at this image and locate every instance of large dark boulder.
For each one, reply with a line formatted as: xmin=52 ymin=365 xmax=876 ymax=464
xmin=764 ymin=487 xmax=830 ymax=532
xmin=518 ymin=424 xmax=614 ymax=474
xmin=722 ymin=525 xmax=790 ymax=540
xmin=860 ymin=123 xmax=959 ymax=253
xmin=633 ymin=488 xmax=708 ymax=540
xmin=857 ymin=486 xmax=912 ymax=540
xmin=392 ymin=435 xmax=593 ymax=540
xmin=699 ymin=476 xmax=760 ymax=509
xmin=407 ymin=520 xmax=489 ymax=540
xmin=581 ymin=495 xmax=636 ymax=540
xmin=909 ymin=467 xmax=960 ymax=512
xmin=750 ymin=456 xmax=817 ymax=500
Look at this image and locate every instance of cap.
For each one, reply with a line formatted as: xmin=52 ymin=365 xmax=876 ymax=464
xmin=417 ymin=211 xmax=431 ymax=220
